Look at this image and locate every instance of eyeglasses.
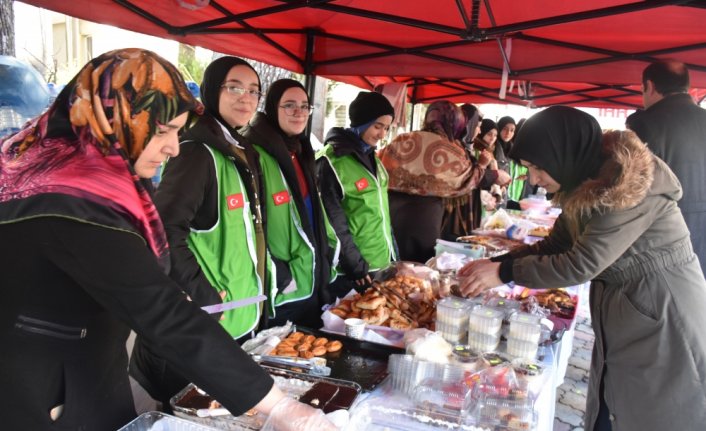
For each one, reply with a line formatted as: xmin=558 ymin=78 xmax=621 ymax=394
xmin=279 ymin=102 xmax=314 ymax=116
xmin=221 ymin=85 xmax=263 ymax=99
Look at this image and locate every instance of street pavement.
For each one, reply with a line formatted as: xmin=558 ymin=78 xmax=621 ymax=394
xmin=553 ymin=292 xmax=593 ymax=431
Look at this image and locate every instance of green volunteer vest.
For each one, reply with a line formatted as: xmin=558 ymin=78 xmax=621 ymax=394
xmin=255 ymin=147 xmax=339 ymax=307
xmin=186 ymin=145 xmax=269 ymax=338
xmin=507 ymin=160 xmax=528 ymax=202
xmin=318 ymin=145 xmax=397 ymax=272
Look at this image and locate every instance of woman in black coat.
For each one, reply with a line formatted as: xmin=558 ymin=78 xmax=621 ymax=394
xmin=0 ymin=49 xmax=333 ymax=431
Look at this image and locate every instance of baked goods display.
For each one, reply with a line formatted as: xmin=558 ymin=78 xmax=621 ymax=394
xmin=271 ymin=331 xmax=343 ymax=358
xmin=327 ymin=278 xmax=436 ymax=330
xmin=518 ymin=288 xmax=576 ymax=319
xmin=456 ymin=235 xmax=524 ymax=255
xmin=528 ymin=225 xmax=551 ymax=237
xmin=298 ymin=381 xmax=359 ymax=413
xmin=171 ymin=368 xmax=361 ymax=429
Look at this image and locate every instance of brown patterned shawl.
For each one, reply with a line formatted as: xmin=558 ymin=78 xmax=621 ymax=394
xmin=379 ymin=130 xmax=482 ymax=197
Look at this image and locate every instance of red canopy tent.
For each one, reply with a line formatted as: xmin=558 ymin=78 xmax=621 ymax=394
xmin=18 ymin=0 xmax=706 ymax=108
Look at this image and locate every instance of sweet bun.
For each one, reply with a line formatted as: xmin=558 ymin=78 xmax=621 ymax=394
xmin=325 ymin=340 xmax=343 ymax=352
xmin=289 ymin=332 xmax=305 ymax=341
xmin=312 ymin=337 xmax=328 ymax=347
xmin=330 ymin=308 xmax=348 ymax=318
xmin=356 ymin=296 xmax=386 ymax=310
xmin=300 ymin=350 xmax=315 ymax=359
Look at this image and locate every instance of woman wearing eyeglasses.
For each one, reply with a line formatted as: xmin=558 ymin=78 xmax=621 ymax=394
xmin=240 ymin=79 xmax=339 ymax=328
xmin=129 ymin=56 xmax=278 ymax=409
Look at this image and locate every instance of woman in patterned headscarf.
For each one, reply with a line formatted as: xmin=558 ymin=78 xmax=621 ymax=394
xmin=0 ymin=49 xmax=332 ymax=431
xmin=380 ymin=101 xmax=492 ymax=262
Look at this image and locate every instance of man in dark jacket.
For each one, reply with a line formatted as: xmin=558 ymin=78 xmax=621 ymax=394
xmin=629 ymin=60 xmax=706 ymax=275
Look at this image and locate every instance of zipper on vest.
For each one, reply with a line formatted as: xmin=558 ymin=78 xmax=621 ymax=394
xmin=15 ymin=315 xmax=87 ymax=340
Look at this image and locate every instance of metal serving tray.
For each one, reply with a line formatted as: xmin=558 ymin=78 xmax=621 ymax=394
xmin=170 ymin=366 xmax=361 ymax=430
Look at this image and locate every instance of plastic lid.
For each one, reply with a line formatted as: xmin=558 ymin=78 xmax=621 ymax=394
xmin=469 ymin=306 xmax=504 ymax=320
xmin=437 ymin=296 xmax=471 ymax=311
xmin=485 ymin=297 xmax=521 ymax=310
xmin=508 ymin=312 xmax=541 ymax=325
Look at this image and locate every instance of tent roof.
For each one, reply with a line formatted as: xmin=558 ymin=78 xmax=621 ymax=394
xmin=20 ymin=0 xmax=706 ymax=108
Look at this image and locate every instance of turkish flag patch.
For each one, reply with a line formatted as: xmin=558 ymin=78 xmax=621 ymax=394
xmin=272 ymin=190 xmax=290 ymax=206
xmin=355 ymin=177 xmax=369 ymax=191
xmin=226 ymin=193 xmax=244 ymax=210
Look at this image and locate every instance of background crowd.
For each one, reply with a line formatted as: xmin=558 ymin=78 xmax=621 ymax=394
xmin=1 ymin=49 xmax=705 ymax=431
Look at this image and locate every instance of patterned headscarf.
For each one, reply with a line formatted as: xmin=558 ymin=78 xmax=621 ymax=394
xmin=422 ymin=101 xmax=466 ymax=142
xmin=0 ymin=48 xmax=197 ymax=268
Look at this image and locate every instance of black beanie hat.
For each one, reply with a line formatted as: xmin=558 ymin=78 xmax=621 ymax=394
xmin=480 ymin=118 xmax=498 ymax=138
xmin=348 ymin=91 xmax=395 ymax=127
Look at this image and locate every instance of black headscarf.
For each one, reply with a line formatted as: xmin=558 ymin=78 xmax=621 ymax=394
xmin=461 ymin=103 xmax=480 ymax=147
xmin=263 ymin=78 xmax=309 ymax=153
xmin=497 ymin=116 xmax=516 ymax=154
xmin=510 ymin=106 xmax=603 ymax=194
xmin=497 ymin=116 xmax=516 ymax=136
xmin=200 ymin=56 xmax=260 ymax=129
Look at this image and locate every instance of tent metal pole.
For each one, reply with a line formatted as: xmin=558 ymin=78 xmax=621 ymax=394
xmin=304 ymin=30 xmax=316 ymax=137
xmin=409 ymin=79 xmax=418 ymax=131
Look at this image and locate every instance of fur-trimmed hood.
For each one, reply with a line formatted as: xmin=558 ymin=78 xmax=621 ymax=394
xmin=559 ymin=130 xmax=682 ymax=220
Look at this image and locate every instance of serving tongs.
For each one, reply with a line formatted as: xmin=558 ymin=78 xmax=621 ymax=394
xmin=252 ymin=354 xmax=331 ymax=376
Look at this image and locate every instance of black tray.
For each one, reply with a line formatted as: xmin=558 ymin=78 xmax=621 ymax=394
xmin=294 ymin=326 xmax=404 ymax=391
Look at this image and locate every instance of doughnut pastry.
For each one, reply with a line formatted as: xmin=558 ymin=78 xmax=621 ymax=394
xmin=312 ymin=346 xmax=327 ymax=356
xmin=289 ymin=332 xmax=305 ymax=341
xmin=299 ymin=350 xmax=315 ymax=359
xmin=312 ymin=337 xmax=328 ymax=347
xmin=325 ymin=340 xmax=343 ymax=352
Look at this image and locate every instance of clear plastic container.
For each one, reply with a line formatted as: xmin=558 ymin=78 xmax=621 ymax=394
xmin=413 ymin=378 xmax=472 ymax=416
xmin=388 ymin=354 xmax=417 ymax=395
xmin=476 ymin=398 xmax=536 ymax=430
xmin=467 ymin=331 xmax=500 ymax=353
xmin=480 ymin=352 xmax=511 ymax=367
xmin=511 ymin=358 xmax=547 ymax=395
xmin=451 ymin=345 xmax=485 ymax=374
xmin=507 ymin=312 xmax=542 ymax=343
xmin=468 ymin=306 xmax=504 ymax=334
xmin=485 ymin=297 xmax=521 ymax=318
xmin=506 ymin=338 xmax=539 ymax=359
xmin=436 ymin=297 xmax=471 ymax=326
xmin=436 ymin=318 xmax=467 ymax=342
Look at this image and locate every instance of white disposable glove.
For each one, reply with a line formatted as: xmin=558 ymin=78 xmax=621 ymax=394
xmin=262 ymin=396 xmax=339 ymax=431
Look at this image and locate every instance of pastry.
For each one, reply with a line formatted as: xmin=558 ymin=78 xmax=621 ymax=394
xmin=325 ymin=340 xmax=343 ymax=352
xmin=312 ymin=337 xmax=328 ymax=347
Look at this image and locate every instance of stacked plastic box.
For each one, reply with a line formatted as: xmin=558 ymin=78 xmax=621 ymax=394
xmin=471 ymin=365 xmax=537 ymax=430
xmin=467 ymin=306 xmax=504 ymax=352
xmin=506 ymin=312 xmax=542 ymax=359
xmin=435 ymin=297 xmax=473 ymax=344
